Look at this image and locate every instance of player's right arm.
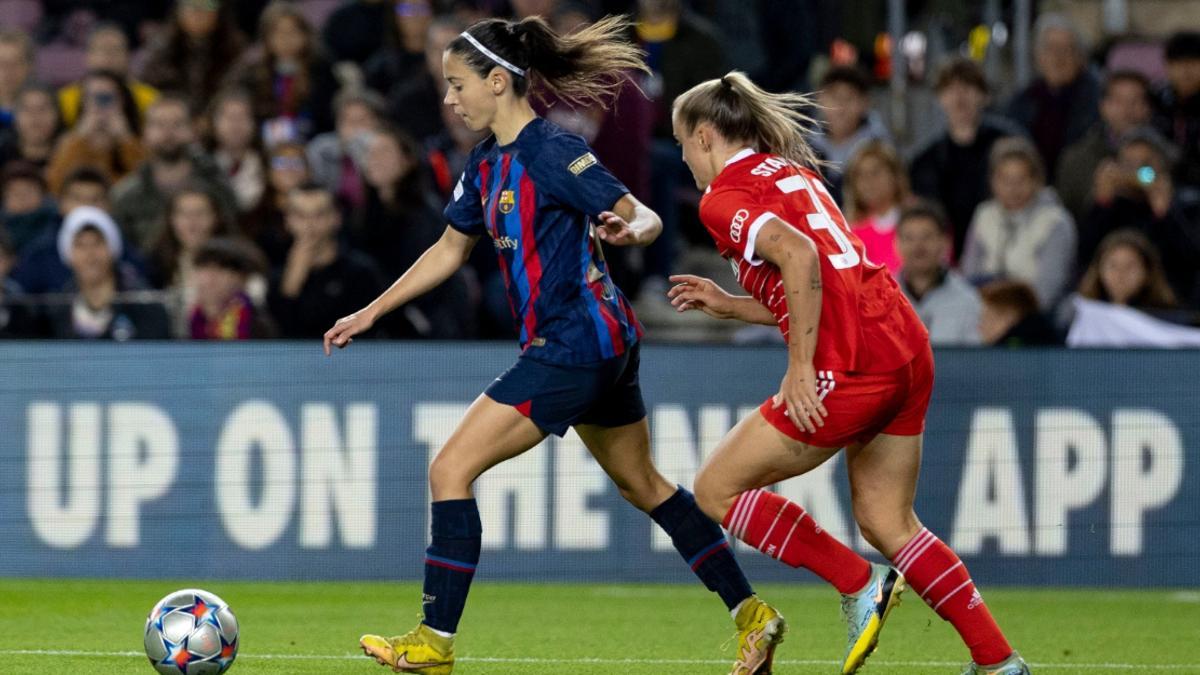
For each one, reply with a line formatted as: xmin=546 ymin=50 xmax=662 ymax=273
xmin=666 ymin=274 xmax=776 ymax=325
xmin=323 ymin=226 xmax=479 ymax=354
xmin=680 ymin=186 xmax=786 ymax=325
xmin=326 ymin=154 xmax=489 ymax=355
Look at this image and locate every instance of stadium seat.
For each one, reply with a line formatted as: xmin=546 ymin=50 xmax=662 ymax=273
xmin=0 ymin=0 xmax=42 ymax=33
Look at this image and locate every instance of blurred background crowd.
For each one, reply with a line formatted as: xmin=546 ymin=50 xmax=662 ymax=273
xmin=0 ymin=0 xmax=1196 ymax=347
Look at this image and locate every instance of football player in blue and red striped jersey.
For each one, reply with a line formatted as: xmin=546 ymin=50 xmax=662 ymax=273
xmin=325 ymin=15 xmax=783 ymax=675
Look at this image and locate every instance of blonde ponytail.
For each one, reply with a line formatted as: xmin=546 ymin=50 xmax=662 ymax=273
xmin=673 ymin=71 xmax=824 ymax=171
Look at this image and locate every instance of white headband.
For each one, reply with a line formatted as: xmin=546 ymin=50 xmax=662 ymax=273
xmin=460 ymin=31 xmax=526 ymax=77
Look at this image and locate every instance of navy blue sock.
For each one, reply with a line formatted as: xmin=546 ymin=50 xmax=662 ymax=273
xmin=421 ymin=499 xmax=482 ymax=634
xmin=650 ymin=486 xmax=754 ymax=610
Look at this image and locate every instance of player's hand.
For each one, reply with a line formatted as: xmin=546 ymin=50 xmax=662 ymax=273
xmin=1145 ymin=172 xmax=1172 ymax=217
xmin=323 ymin=309 xmax=376 ymax=356
xmin=667 ymin=274 xmax=736 ymax=319
xmin=772 ymin=362 xmax=828 ymax=434
xmin=595 ymin=211 xmax=638 ymax=246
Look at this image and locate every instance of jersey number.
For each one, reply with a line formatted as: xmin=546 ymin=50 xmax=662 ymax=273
xmin=776 ymin=175 xmax=861 ymax=270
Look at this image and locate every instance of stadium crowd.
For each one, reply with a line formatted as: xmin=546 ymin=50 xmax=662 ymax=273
xmin=0 ymin=0 xmax=1196 ymax=347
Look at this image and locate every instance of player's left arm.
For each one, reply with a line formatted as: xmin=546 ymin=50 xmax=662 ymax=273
xmin=595 ymin=193 xmax=662 ymax=247
xmin=754 ymin=218 xmax=828 ymax=433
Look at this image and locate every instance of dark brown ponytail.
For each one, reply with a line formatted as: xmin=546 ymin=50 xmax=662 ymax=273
xmin=447 ymin=15 xmax=648 ymax=107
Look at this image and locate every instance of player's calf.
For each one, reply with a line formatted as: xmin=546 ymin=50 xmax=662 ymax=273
xmin=890 ymin=527 xmax=1015 ymax=667
xmin=722 ymin=488 xmax=872 ymax=595
xmin=650 ymin=486 xmax=755 ymax=611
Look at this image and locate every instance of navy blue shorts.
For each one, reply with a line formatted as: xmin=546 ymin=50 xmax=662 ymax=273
xmin=485 ymin=342 xmax=646 ymax=437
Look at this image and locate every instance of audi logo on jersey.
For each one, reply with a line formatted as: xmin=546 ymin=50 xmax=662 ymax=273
xmin=730 ymin=209 xmax=750 ymax=243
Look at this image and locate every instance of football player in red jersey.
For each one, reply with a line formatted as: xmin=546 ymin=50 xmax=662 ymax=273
xmin=668 ymin=72 xmax=1030 ymax=675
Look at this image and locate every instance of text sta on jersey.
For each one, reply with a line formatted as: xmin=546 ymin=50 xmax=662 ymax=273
xmin=749 ymin=156 xmax=799 ymax=178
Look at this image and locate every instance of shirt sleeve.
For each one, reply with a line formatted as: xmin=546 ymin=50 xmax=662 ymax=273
xmin=443 ymin=151 xmax=486 ymax=237
xmin=700 ymin=187 xmax=778 ymax=265
xmin=539 ymin=134 xmax=629 ymax=216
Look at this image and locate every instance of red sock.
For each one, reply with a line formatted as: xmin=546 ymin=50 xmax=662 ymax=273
xmin=892 ymin=527 xmax=1012 ymax=665
xmin=723 ymin=489 xmax=870 ymax=594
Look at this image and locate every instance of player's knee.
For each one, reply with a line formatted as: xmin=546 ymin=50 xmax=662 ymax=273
xmin=855 ymin=519 xmax=886 ymax=552
xmin=615 ymin=484 xmax=650 ymax=511
xmin=614 ymin=470 xmax=670 ymax=512
xmin=692 ymin=474 xmax=733 ymax=523
xmin=854 ymin=506 xmax=920 ymax=557
xmin=428 ymin=451 xmax=472 ymax=497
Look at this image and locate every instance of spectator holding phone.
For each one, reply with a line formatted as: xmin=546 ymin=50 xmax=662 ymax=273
xmin=1080 ymin=128 xmax=1200 ymax=306
xmin=1056 ymin=71 xmax=1152 ymax=221
xmin=45 ymin=71 xmax=145 ymax=195
xmin=58 ymin=23 xmax=160 ymax=128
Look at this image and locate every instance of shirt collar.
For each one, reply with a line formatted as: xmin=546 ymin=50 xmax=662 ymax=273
xmin=707 ymin=148 xmax=759 ymax=194
xmin=724 ymin=148 xmax=757 ymax=167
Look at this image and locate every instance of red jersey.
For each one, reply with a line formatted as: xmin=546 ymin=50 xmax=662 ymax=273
xmin=699 ymin=150 xmax=928 ymax=374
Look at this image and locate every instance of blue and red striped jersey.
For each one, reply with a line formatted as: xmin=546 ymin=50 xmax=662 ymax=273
xmin=445 ymin=118 xmax=642 ymax=364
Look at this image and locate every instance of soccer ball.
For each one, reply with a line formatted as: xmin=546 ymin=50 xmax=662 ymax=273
xmin=143 ymin=589 xmax=239 ymax=674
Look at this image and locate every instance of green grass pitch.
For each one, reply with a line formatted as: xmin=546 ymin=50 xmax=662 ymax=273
xmin=1 ymin=579 xmax=1197 ymax=674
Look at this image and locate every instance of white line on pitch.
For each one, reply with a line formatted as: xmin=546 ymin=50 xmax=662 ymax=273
xmin=0 ymin=649 xmax=1197 ymax=671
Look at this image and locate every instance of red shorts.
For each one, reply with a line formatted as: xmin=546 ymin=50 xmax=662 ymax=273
xmin=759 ymin=343 xmax=934 ymax=448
